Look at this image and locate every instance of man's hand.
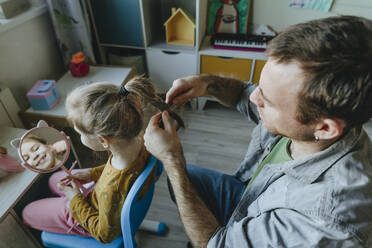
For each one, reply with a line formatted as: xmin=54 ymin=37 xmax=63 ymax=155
xmin=145 ymin=112 xmax=219 ymax=247
xmin=144 ymin=111 xmax=184 ymax=167
xmin=58 ymin=180 xmax=80 ymax=200
xmin=166 ymin=75 xmax=208 ymax=106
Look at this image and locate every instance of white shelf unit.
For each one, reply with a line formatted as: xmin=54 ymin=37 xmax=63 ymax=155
xmin=88 ymin=0 xmax=208 ymax=93
xmin=88 ymin=0 xmax=268 ymax=109
xmin=141 ymin=0 xmax=207 ymax=52
xmin=141 ymin=0 xmax=208 ymax=92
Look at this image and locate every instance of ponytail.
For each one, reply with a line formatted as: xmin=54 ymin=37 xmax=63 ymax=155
xmin=66 ymin=77 xmax=184 ymax=142
xmin=125 ymin=76 xmax=185 ymax=129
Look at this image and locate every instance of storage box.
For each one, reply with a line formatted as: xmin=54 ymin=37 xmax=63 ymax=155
xmin=27 ymin=80 xmax=60 ymax=110
xmin=0 ymin=0 xmax=30 ymax=19
xmin=200 ymin=55 xmax=266 ymax=84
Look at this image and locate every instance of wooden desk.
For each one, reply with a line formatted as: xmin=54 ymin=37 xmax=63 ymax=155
xmin=20 ymin=66 xmax=134 ymax=129
xmin=0 ymin=126 xmax=42 ymax=248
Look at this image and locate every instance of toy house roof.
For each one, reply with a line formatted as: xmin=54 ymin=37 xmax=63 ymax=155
xmin=164 ymin=8 xmax=195 ymax=27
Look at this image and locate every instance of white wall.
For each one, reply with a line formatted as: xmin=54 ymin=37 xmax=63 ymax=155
xmin=251 ymin=0 xmax=372 ymax=32
xmin=0 ymin=12 xmax=64 ymax=110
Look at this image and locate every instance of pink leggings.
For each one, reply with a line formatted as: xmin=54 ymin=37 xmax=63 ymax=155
xmin=22 ymin=169 xmax=94 ymax=237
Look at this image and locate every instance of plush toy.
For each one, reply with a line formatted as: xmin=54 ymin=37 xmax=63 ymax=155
xmin=69 ymin=52 xmax=90 ymax=77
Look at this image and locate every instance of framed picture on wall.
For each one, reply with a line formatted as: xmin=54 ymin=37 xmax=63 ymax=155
xmin=207 ymin=0 xmax=250 ymax=34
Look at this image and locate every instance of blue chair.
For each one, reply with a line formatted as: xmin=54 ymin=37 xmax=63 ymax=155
xmin=41 ymin=155 xmax=167 ymax=248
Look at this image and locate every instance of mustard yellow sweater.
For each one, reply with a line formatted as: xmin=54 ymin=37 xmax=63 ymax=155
xmin=70 ymin=146 xmax=156 ymax=243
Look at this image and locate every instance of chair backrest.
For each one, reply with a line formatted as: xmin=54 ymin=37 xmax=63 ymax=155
xmin=121 ymin=155 xmax=162 ymax=248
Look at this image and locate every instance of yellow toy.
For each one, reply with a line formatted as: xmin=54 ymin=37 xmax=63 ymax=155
xmin=164 ymin=8 xmax=196 ymax=46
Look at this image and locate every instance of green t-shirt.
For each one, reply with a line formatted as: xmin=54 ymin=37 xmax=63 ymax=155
xmin=243 ymin=137 xmax=293 ymax=194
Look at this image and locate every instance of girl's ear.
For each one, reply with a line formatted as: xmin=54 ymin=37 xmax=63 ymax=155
xmin=37 ymin=120 xmax=49 ymax=127
xmin=10 ymin=138 xmax=21 ymax=149
xmin=98 ymin=136 xmax=110 ymax=149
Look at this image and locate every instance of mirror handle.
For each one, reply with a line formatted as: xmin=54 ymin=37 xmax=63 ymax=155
xmin=61 ymin=163 xmax=90 ymax=197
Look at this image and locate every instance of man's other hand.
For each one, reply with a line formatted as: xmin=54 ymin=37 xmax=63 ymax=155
xmin=166 ymin=75 xmax=208 ymax=106
xmin=144 ymin=111 xmax=184 ymax=167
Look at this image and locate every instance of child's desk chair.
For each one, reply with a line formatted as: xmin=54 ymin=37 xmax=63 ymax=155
xmin=41 ymin=155 xmax=167 ymax=248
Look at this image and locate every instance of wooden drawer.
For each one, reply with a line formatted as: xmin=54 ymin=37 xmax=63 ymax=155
xmin=146 ymin=49 xmax=197 ymax=92
xmin=201 ymin=55 xmax=266 ymax=84
xmin=201 ymin=55 xmax=252 ymax=81
xmin=252 ymin=60 xmax=266 ymax=84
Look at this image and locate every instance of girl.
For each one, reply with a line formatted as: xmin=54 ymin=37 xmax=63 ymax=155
xmin=22 ymin=76 xmax=182 ymax=243
xmin=20 ymin=136 xmax=67 ymax=170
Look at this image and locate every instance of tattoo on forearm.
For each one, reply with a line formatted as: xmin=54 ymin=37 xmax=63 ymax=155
xmin=202 ymin=74 xmax=246 ymax=108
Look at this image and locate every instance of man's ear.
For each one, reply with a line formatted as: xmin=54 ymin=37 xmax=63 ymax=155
xmin=314 ymin=118 xmax=346 ymax=141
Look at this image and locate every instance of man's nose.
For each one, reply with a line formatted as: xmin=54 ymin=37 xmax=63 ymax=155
xmin=250 ymin=88 xmax=259 ymax=105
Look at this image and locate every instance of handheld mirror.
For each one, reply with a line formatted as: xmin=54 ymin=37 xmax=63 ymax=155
xmin=11 ymin=120 xmax=88 ymax=196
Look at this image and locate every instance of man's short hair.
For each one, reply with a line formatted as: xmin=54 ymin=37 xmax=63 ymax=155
xmin=267 ymin=15 xmax=372 ymax=129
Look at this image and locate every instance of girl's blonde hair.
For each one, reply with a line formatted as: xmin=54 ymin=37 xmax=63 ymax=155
xmin=66 ymin=76 xmax=182 ymax=140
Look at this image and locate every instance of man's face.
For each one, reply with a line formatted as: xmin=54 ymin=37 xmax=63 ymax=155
xmin=249 ymin=58 xmax=315 ymax=141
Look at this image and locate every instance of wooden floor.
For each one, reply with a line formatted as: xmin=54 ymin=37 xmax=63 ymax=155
xmin=136 ymin=101 xmax=372 ymax=247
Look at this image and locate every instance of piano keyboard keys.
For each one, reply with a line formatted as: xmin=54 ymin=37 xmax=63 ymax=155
xmin=211 ymin=33 xmax=275 ymax=52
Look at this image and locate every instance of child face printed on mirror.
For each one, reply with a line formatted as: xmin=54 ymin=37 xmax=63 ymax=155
xmin=21 ymin=138 xmax=57 ymax=170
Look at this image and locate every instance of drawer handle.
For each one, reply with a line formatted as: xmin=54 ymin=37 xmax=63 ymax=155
xmin=162 ymin=50 xmax=180 ymax=55
xmin=218 ymin=56 xmax=233 ymax=60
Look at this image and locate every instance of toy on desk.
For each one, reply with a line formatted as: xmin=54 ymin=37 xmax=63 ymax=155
xmin=164 ymin=7 xmax=195 ymax=46
xmin=27 ymin=80 xmax=60 ymax=110
xmin=69 ymin=52 xmax=90 ymax=77
xmin=10 ymin=120 xmax=89 ymax=196
xmin=0 ymin=146 xmax=24 ymax=178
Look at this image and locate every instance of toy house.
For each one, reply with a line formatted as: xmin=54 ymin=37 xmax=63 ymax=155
xmin=164 ymin=8 xmax=195 ymax=46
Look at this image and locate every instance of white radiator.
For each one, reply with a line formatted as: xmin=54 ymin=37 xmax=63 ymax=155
xmin=0 ymin=87 xmax=24 ymax=128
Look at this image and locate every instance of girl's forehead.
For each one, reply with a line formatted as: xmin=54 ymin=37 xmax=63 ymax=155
xmin=23 ymin=138 xmax=40 ymax=146
xmin=21 ymin=140 xmax=38 ymax=154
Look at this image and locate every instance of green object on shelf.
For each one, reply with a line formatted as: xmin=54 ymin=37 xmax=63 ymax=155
xmin=207 ymin=0 xmax=250 ymax=35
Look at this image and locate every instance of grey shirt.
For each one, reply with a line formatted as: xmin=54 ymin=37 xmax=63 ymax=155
xmin=208 ymin=83 xmax=372 ymax=247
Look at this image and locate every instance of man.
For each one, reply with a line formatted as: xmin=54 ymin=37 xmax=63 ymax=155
xmin=144 ymin=15 xmax=372 ymax=247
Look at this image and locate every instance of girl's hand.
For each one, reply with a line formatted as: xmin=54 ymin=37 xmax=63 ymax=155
xmin=53 ymin=140 xmax=67 ymax=155
xmin=58 ymin=181 xmax=79 ymax=200
xmin=60 ymin=170 xmax=92 ymax=185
